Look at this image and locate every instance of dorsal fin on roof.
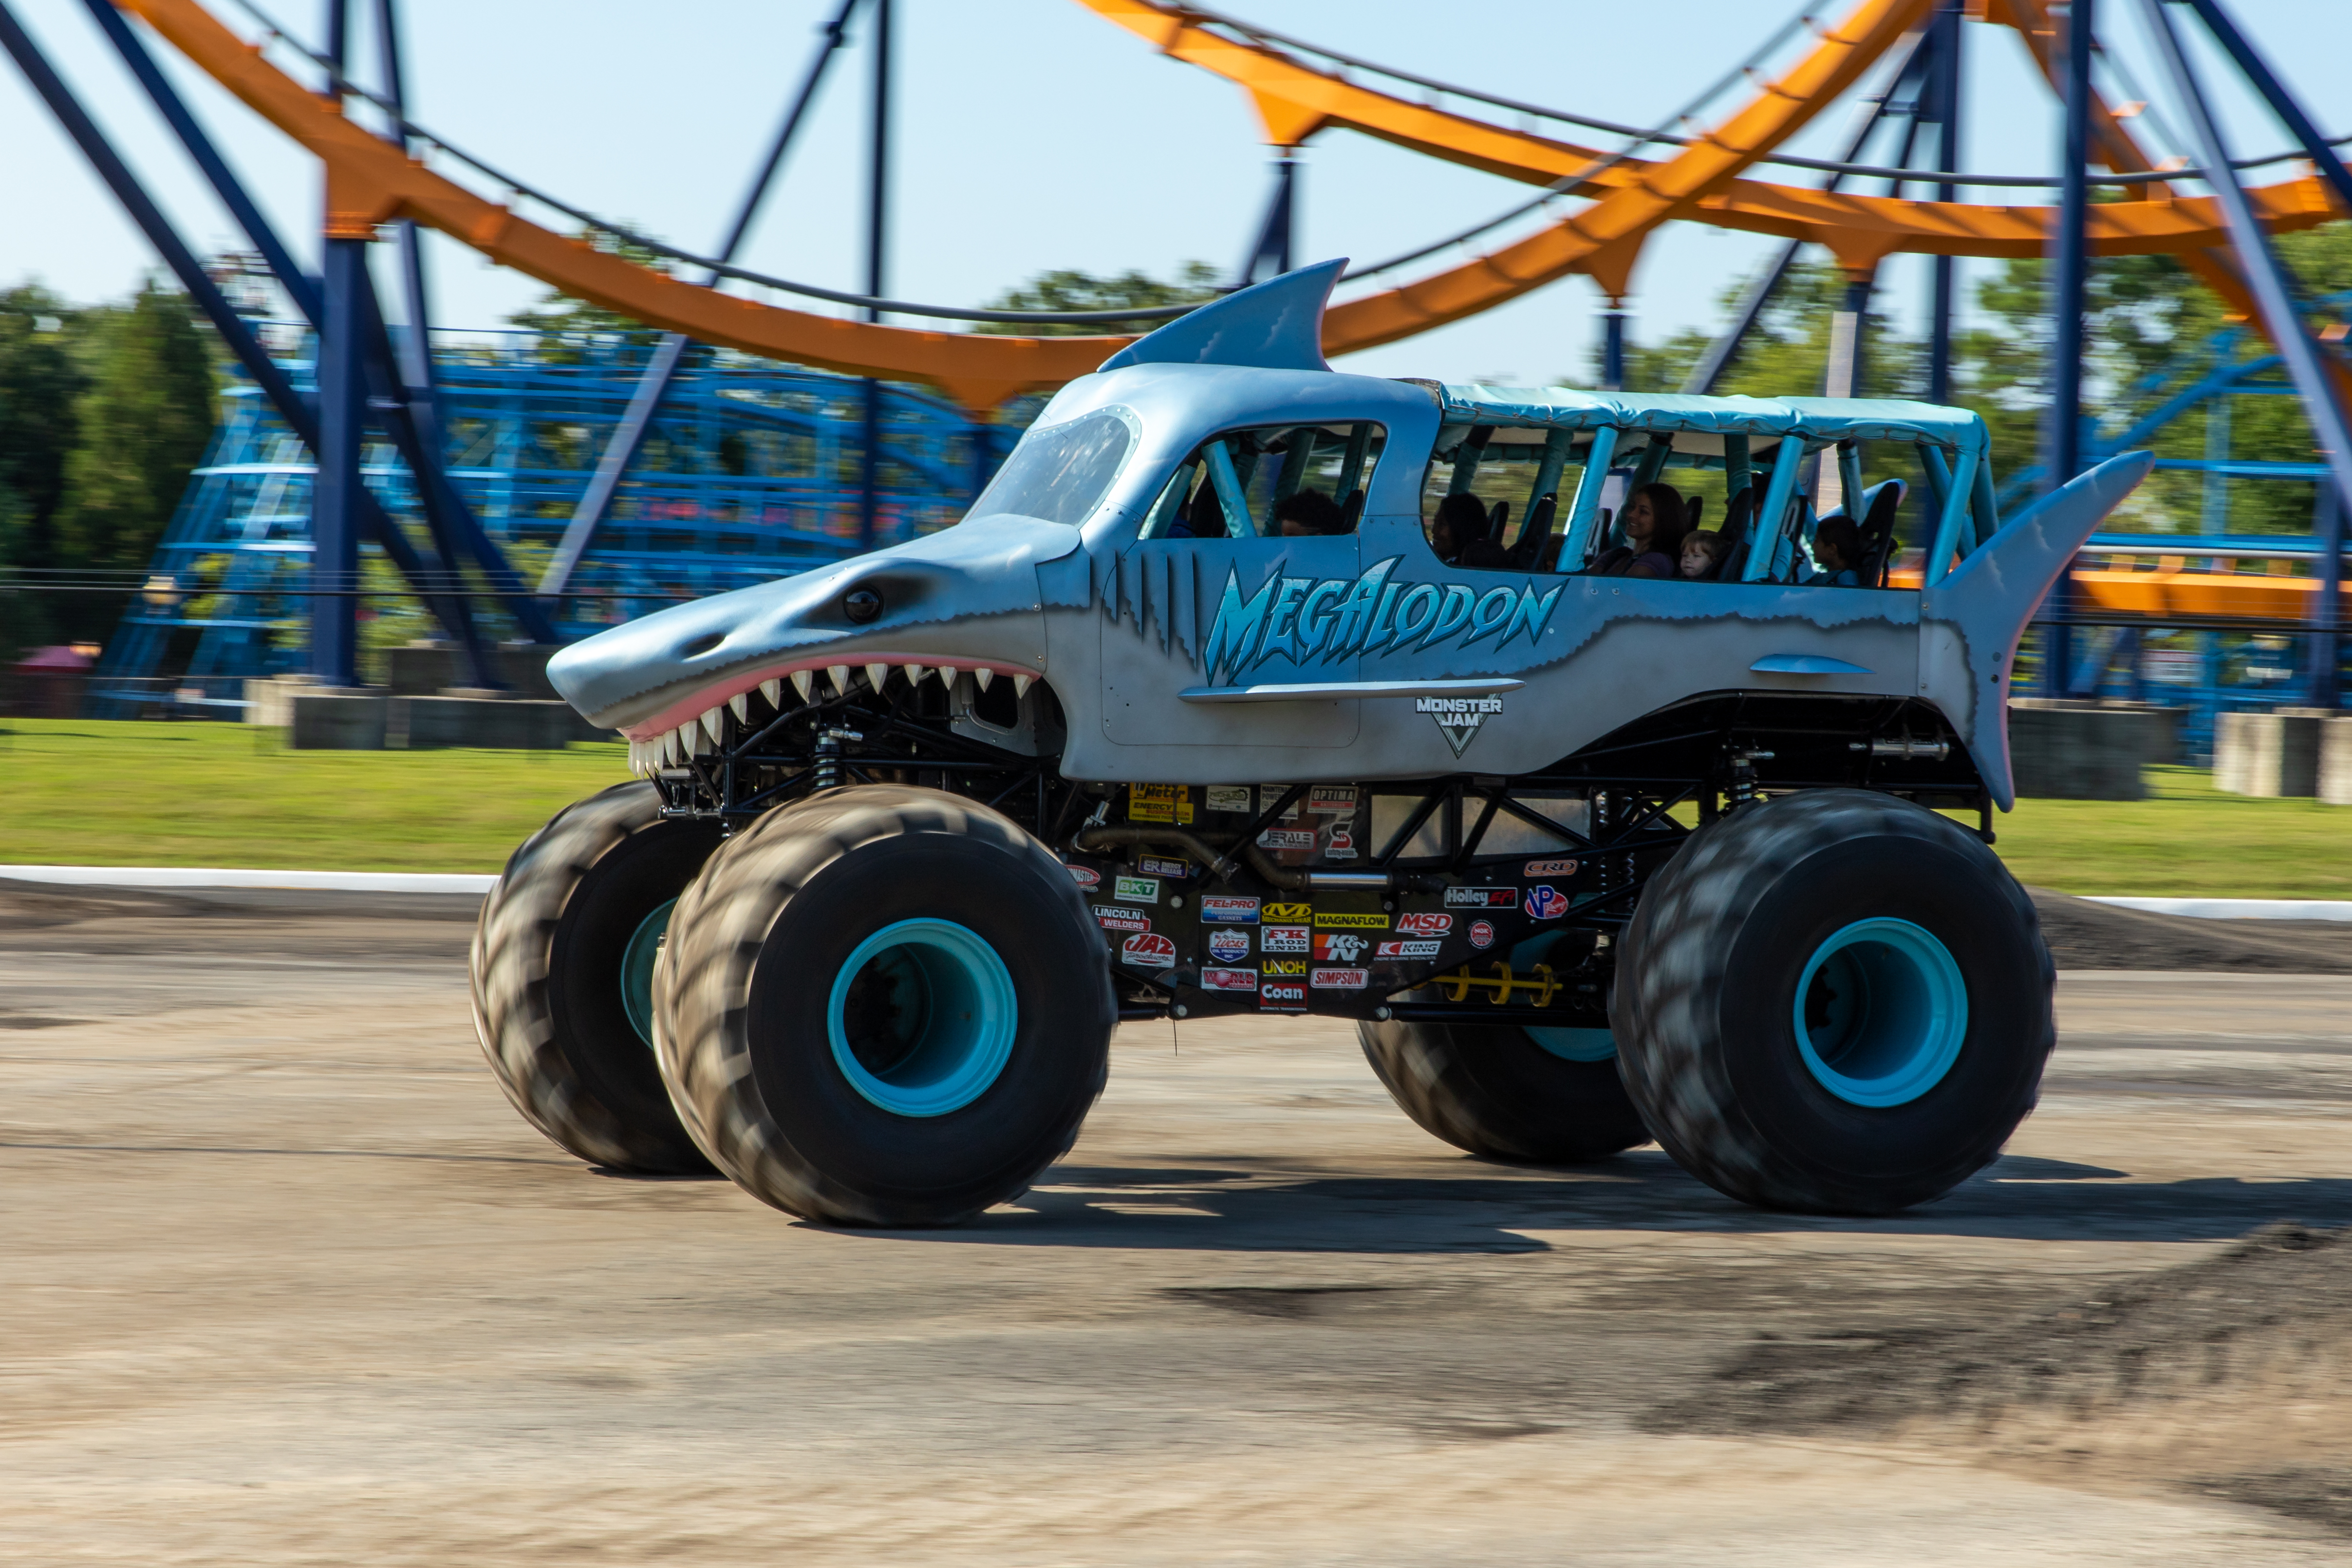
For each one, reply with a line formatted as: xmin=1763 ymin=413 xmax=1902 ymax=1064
xmin=1096 ymin=258 xmax=1344 ymax=375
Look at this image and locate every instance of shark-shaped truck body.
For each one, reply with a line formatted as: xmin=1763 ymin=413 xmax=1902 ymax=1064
xmin=471 ymin=262 xmax=2149 ymax=1229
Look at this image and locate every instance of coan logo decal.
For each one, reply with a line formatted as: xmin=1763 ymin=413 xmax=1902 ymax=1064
xmin=1202 ymin=557 xmax=1564 ymax=680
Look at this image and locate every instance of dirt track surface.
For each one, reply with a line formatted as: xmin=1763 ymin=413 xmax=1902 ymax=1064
xmin=5 ymin=892 xmax=2352 ymax=1564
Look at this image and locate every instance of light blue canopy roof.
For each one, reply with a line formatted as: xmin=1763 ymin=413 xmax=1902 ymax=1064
xmin=1436 ymin=384 xmax=1988 ymax=456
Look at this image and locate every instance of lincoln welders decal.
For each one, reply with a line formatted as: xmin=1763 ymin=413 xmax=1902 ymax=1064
xmin=1200 ymin=557 xmax=1564 ymax=680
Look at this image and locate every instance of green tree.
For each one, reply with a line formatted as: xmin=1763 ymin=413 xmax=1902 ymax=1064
xmin=970 ymin=261 xmax=1223 ymax=337
xmin=0 ymin=285 xmax=88 ymax=650
xmin=507 ymin=227 xmax=675 ymax=363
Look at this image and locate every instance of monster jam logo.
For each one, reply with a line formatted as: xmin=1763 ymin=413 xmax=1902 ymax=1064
xmin=1201 ymin=557 xmax=1564 ymax=680
xmin=1418 ymin=693 xmax=1504 ymax=758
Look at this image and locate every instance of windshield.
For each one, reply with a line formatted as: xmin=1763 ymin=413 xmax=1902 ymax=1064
xmin=966 ymin=410 xmax=1134 ymax=527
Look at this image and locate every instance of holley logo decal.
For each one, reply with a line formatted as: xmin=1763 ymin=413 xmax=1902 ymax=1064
xmin=1202 ymin=557 xmax=1564 ymax=680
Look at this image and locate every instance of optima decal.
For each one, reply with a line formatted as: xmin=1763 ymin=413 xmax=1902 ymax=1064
xmin=1201 ymin=557 xmax=1565 ymax=680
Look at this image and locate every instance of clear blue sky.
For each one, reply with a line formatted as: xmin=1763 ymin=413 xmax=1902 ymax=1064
xmin=4 ymin=0 xmax=2352 ymax=387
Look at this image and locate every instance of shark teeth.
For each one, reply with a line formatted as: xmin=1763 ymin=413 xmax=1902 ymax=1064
xmin=791 ymin=669 xmax=815 ymax=702
xmin=905 ymin=664 xmax=928 ymax=687
xmin=700 ymin=708 xmax=726 ymax=744
xmin=974 ymin=668 xmax=993 ymax=692
xmin=1012 ymin=673 xmax=1032 ymax=699
xmin=827 ymin=665 xmax=851 ymax=695
xmin=728 ymin=692 xmax=749 ymax=723
xmin=865 ymin=662 xmax=890 ymax=692
xmin=760 ymin=678 xmax=782 ymax=708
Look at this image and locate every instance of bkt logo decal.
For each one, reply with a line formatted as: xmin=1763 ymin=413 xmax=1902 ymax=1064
xmin=1202 ymin=557 xmax=1565 ymax=680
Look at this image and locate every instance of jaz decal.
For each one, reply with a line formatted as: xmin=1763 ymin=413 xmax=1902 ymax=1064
xmin=1395 ymin=911 xmax=1453 ymax=936
xmin=1467 ymin=919 xmax=1496 ymax=949
xmin=1201 ymin=557 xmax=1565 ymax=680
xmin=1115 ymin=875 xmax=1159 ymax=905
xmin=1260 ymin=982 xmax=1307 ymax=1012
xmin=1199 ymin=895 xmax=1260 ymax=924
xmin=1261 ymin=925 xmax=1309 ymax=954
xmin=1200 ymin=967 xmax=1257 ymax=992
xmin=1445 ymin=887 xmax=1517 ymax=908
xmin=1263 ymin=903 xmax=1311 ymax=922
xmin=1256 ymin=828 xmax=1316 ymax=851
xmin=1524 ymin=885 xmax=1569 ymax=920
xmin=1094 ymin=905 xmax=1151 ymax=933
xmin=1207 ymin=929 xmax=1251 ymax=964
xmin=1139 ymin=857 xmax=1190 ymax=880
xmin=1524 ymin=858 xmax=1579 ymax=878
xmin=1121 ymin=933 xmax=1176 ymax=969
xmin=1313 ymin=912 xmax=1387 ymax=929
xmin=1312 ymin=932 xmax=1370 ymax=964
xmin=1261 ymin=958 xmax=1306 ymax=976
xmin=1419 ymin=694 xmax=1503 ymax=759
xmin=1205 ymin=785 xmax=1253 ymax=814
xmin=1065 ymin=864 xmax=1101 ymax=890
xmin=1311 ymin=967 xmax=1369 ymax=990
xmin=1376 ymin=938 xmax=1444 ymax=959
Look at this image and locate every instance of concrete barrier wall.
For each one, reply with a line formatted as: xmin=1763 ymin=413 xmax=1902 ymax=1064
xmin=2215 ymin=709 xmax=2329 ymax=798
xmin=287 ymin=690 xmax=389 ymax=750
xmin=2006 ymin=699 xmax=2170 ymax=800
xmin=2321 ymin=717 xmax=2352 ymax=807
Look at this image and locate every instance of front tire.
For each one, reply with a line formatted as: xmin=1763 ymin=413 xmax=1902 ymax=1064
xmin=1359 ymin=1019 xmax=1649 ymax=1163
xmin=655 ymin=785 xmax=1114 ymax=1227
xmin=1612 ymin=789 xmax=2054 ymax=1215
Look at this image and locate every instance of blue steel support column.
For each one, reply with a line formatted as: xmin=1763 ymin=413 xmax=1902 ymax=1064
xmin=2039 ymin=0 xmax=2093 ymax=696
xmin=2311 ymin=483 xmax=2343 ymax=707
xmin=1601 ymin=308 xmax=1626 ymax=392
xmin=314 ymin=239 xmax=368 ymax=687
xmin=1927 ymin=0 xmax=1962 ymax=405
xmin=1234 ymin=152 xmax=1297 ymax=286
xmin=857 ymin=0 xmax=893 ymax=554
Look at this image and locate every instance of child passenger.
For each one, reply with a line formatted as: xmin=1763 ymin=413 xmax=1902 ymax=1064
xmin=1810 ymin=515 xmax=1865 ymax=586
xmin=1680 ymin=530 xmax=1727 ymax=580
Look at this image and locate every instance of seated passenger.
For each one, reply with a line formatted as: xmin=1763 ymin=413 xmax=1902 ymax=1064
xmin=1810 ymin=515 xmax=1864 ymax=586
xmin=1430 ymin=491 xmax=1508 ymax=567
xmin=1275 ymin=489 xmax=1349 ymax=537
xmin=1589 ymin=483 xmax=1689 ymax=579
xmin=1680 ymin=529 xmax=1727 ymax=580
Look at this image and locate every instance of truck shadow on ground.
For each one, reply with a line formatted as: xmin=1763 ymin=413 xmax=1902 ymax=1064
xmin=855 ymin=1152 xmax=2352 ymax=1252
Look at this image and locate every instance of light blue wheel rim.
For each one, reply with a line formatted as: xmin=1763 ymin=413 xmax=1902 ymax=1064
xmin=826 ymin=917 xmax=1017 ymax=1118
xmin=1527 ymin=1026 xmax=1616 ymax=1062
xmin=620 ymin=898 xmax=675 ymax=1049
xmin=1792 ymin=917 xmax=1967 ymax=1108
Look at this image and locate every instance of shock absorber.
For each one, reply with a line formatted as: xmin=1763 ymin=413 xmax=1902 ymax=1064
xmin=812 ymin=727 xmax=863 ymax=791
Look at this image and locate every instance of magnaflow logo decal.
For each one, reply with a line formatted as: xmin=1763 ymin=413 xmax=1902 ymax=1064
xmin=1201 ymin=557 xmax=1565 ymax=680
xmin=1419 ymin=694 xmax=1503 ymax=758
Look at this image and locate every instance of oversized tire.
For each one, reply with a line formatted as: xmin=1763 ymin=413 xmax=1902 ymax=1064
xmin=654 ymin=784 xmax=1114 ymax=1227
xmin=1359 ymin=1019 xmax=1649 ymax=1162
xmin=1612 ymin=788 xmax=2054 ymax=1215
xmin=470 ymin=780 xmax=725 ymax=1173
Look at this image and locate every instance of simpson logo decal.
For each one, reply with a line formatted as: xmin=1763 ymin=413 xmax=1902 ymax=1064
xmin=1311 ymin=967 xmax=1369 ymax=990
xmin=1376 ymin=939 xmax=1444 ymax=959
xmin=1207 ymin=928 xmax=1251 ymax=964
xmin=1204 ymin=786 xmax=1253 ymax=814
xmin=1395 ymin=912 xmax=1453 ymax=936
xmin=1262 ymin=925 xmax=1308 ymax=953
xmin=1259 ymin=982 xmax=1307 ymax=1011
xmin=1199 ymin=895 xmax=1260 ymax=924
xmin=1094 ymin=905 xmax=1151 ymax=933
xmin=1468 ymin=919 xmax=1496 ymax=949
xmin=1200 ymin=558 xmax=1564 ymax=682
xmin=1313 ymin=912 xmax=1387 ymax=929
xmin=1418 ymin=693 xmax=1504 ymax=759
xmin=1065 ymin=864 xmax=1101 ymax=890
xmin=1256 ymin=828 xmax=1316 ymax=851
xmin=1524 ymin=885 xmax=1569 ymax=920
xmin=1445 ymin=887 xmax=1517 ymax=908
xmin=1114 ymin=875 xmax=1159 ymax=905
xmin=1260 ymin=958 xmax=1306 ymax=976
xmin=1325 ymin=828 xmax=1358 ymax=860
xmin=1524 ymin=858 xmax=1579 ymax=878
xmin=1264 ymin=903 xmax=1310 ymax=922
xmin=1121 ymin=933 xmax=1176 ymax=969
xmin=1139 ymin=857 xmax=1190 ymax=880
xmin=1307 ymin=785 xmax=1358 ymax=814
xmin=1312 ymin=931 xmax=1370 ymax=964
xmin=1200 ymin=967 xmax=1257 ymax=992
xmin=1126 ymin=784 xmax=1193 ymax=824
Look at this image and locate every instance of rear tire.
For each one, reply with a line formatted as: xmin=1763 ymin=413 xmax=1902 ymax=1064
xmin=1359 ymin=1019 xmax=1649 ymax=1163
xmin=1612 ymin=789 xmax=2054 ymax=1215
xmin=470 ymin=781 xmax=724 ymax=1173
xmin=654 ymin=785 xmax=1114 ymax=1228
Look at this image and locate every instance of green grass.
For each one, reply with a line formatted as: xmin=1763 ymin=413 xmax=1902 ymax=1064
xmin=0 ymin=723 xmax=2344 ymax=896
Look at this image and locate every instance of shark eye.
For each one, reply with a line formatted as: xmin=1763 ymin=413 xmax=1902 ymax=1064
xmin=680 ymin=633 xmax=724 ymax=658
xmin=844 ymin=589 xmax=883 ymax=624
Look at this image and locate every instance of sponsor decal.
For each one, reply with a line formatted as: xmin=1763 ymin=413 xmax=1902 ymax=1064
xmin=1207 ymin=929 xmax=1251 ymax=964
xmin=1200 ymin=966 xmax=1257 ymax=992
xmin=1256 ymin=828 xmax=1316 ymax=851
xmin=1121 ymin=933 xmax=1176 ymax=969
xmin=1468 ymin=919 xmax=1496 ymax=949
xmin=1199 ymin=895 xmax=1260 ymax=924
xmin=1395 ymin=911 xmax=1453 ymax=936
xmin=1444 ymin=887 xmax=1518 ymax=908
xmin=1204 ymin=785 xmax=1253 ymax=814
xmin=1313 ymin=912 xmax=1388 ymax=929
xmin=1324 ymin=828 xmax=1358 ymax=860
xmin=1524 ymin=884 xmax=1569 ymax=920
xmin=1524 ymin=858 xmax=1580 ymax=878
xmin=1311 ymin=967 xmax=1369 ymax=990
xmin=1139 ymin=856 xmax=1190 ymax=880
xmin=1201 ymin=557 xmax=1565 ymax=682
xmin=1264 ymin=903 xmax=1311 ymax=922
xmin=1260 ymin=958 xmax=1306 ymax=976
xmin=1260 ymin=785 xmax=1301 ymax=817
xmin=1259 ymin=981 xmax=1307 ymax=1011
xmin=1376 ymin=938 xmax=1445 ymax=959
xmin=1262 ymin=925 xmax=1309 ymax=954
xmin=1418 ymin=693 xmax=1504 ymax=758
xmin=1065 ymin=864 xmax=1101 ymax=891
xmin=1313 ymin=931 xmax=1371 ymax=964
xmin=1114 ymin=874 xmax=1160 ymax=905
xmin=1126 ymin=783 xmax=1194 ymax=824
xmin=1094 ymin=905 xmax=1151 ymax=933
xmin=1307 ymin=785 xmax=1358 ymax=815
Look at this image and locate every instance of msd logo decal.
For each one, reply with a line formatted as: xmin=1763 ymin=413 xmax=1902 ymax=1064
xmin=1200 ymin=557 xmax=1565 ymax=680
xmin=1200 ymin=967 xmax=1257 ymax=992
xmin=1445 ymin=887 xmax=1517 ymax=909
xmin=1395 ymin=912 xmax=1452 ymax=936
xmin=1121 ymin=933 xmax=1176 ymax=969
xmin=1524 ymin=885 xmax=1569 ymax=920
xmin=1199 ymin=895 xmax=1260 ymax=923
xmin=1312 ymin=931 xmax=1370 ymax=964
xmin=1207 ymin=928 xmax=1251 ymax=964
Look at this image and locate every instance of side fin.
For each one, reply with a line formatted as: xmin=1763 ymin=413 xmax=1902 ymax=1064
xmin=1919 ymin=450 xmax=2154 ymax=810
xmin=1096 ymin=259 xmax=1345 ymax=375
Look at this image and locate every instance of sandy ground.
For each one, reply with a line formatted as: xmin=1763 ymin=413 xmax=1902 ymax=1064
xmin=3 ymin=898 xmax=2352 ymax=1565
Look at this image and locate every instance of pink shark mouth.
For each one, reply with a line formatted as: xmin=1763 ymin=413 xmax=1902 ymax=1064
xmin=620 ymin=655 xmax=1043 ymax=773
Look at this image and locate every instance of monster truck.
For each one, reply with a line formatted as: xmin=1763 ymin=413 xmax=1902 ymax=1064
xmin=470 ymin=260 xmax=2150 ymax=1228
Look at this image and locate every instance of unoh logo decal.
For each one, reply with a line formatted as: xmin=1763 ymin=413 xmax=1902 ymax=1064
xmin=1202 ymin=558 xmax=1564 ymax=681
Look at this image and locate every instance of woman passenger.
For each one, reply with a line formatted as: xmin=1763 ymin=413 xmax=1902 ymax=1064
xmin=1590 ymin=483 xmax=1690 ymax=579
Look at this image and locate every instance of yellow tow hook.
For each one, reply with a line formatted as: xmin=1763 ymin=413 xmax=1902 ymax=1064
xmin=1435 ymin=962 xmax=1559 ymax=1007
